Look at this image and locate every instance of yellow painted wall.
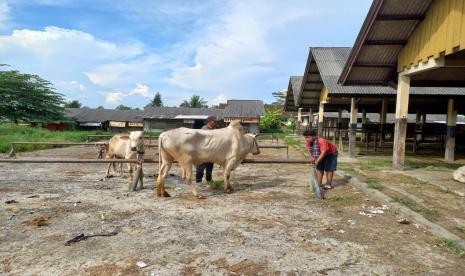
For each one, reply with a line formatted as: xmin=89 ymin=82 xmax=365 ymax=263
xmin=398 ymin=0 xmax=465 ymax=71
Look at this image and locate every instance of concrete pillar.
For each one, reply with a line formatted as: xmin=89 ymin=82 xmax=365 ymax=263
xmin=445 ymin=99 xmax=457 ymax=162
xmin=318 ymin=102 xmax=324 ymax=137
xmin=296 ymin=108 xmax=302 ymax=133
xmin=379 ymin=99 xmax=387 ymax=147
xmin=349 ymin=98 xmax=358 ymax=158
xmin=392 ymin=74 xmax=410 ymax=170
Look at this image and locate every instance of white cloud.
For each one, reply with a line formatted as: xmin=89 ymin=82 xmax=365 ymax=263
xmin=167 ymin=0 xmax=312 ymax=94
xmin=105 ymin=92 xmax=125 ymax=104
xmin=212 ymin=94 xmax=227 ymax=105
xmin=129 ymin=83 xmax=151 ymax=97
xmin=84 ymin=55 xmax=158 ymax=87
xmin=79 ymin=84 xmax=86 ymax=91
xmin=0 ymin=26 xmax=145 ymax=86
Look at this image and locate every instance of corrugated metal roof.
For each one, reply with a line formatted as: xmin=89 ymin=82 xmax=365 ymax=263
xmin=223 ymin=100 xmax=265 ymax=118
xmin=339 ymin=0 xmax=434 ymax=85
xmin=142 ymin=107 xmax=224 ymax=120
xmin=307 ymin=47 xmax=465 ymax=97
xmin=311 ymin=47 xmax=396 ymax=95
xmin=290 ymin=76 xmax=302 ymax=106
xmin=284 ymin=76 xmax=301 ymax=111
xmin=65 ymin=108 xmax=144 ymax=123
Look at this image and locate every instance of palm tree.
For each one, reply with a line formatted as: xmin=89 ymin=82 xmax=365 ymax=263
xmin=180 ymin=95 xmax=208 ymax=108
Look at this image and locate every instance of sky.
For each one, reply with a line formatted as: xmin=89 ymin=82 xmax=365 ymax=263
xmin=0 ymin=0 xmax=372 ymax=108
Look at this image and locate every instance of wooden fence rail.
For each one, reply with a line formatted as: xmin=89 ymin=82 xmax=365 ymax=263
xmin=8 ymin=142 xmax=108 ymax=158
xmin=0 ymin=158 xmax=309 ymax=164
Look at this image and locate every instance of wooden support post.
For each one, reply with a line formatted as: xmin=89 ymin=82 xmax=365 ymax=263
xmin=349 ymin=98 xmax=358 ymax=158
xmin=318 ymin=102 xmax=324 ymax=137
xmin=338 ymin=130 xmax=344 ymax=153
xmin=392 ymin=74 xmax=410 ymax=170
xmin=362 ymin=109 xmax=367 ymax=143
xmin=8 ymin=143 xmax=17 ymax=158
xmin=413 ymin=110 xmax=421 ymax=152
xmin=379 ymin=99 xmax=387 ymax=147
xmin=415 ymin=110 xmax=421 ymax=124
xmin=308 ymin=108 xmax=313 ymax=128
xmin=445 ymin=99 xmax=457 ymax=162
xmin=420 ymin=113 xmax=427 ymax=141
xmin=337 ymin=108 xmax=342 ymax=139
xmin=286 ymin=146 xmax=289 ymax=160
xmin=130 ymin=155 xmax=144 ymax=192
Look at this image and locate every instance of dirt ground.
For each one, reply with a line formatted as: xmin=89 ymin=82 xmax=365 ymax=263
xmin=338 ymin=151 xmax=465 ymax=243
xmin=1 ymin=140 xmax=465 ymax=275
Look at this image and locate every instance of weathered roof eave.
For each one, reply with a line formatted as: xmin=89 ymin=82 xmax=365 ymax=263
xmin=338 ymin=0 xmax=384 ymax=85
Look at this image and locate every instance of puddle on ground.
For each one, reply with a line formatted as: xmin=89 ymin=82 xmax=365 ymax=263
xmin=165 ymin=176 xmax=184 ymax=185
xmin=145 ymin=174 xmax=185 ymax=185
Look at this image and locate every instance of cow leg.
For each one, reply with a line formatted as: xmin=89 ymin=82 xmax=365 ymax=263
xmin=157 ymin=162 xmax=172 ymax=197
xmin=184 ymin=164 xmax=204 ymax=199
xmin=118 ymin=163 xmax=124 ymax=177
xmin=105 ymin=156 xmax=114 ymax=178
xmin=127 ymin=163 xmax=133 ymax=190
xmin=223 ymin=162 xmax=234 ymax=193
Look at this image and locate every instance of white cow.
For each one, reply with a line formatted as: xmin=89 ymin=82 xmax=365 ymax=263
xmin=157 ymin=121 xmax=260 ymax=198
xmin=105 ymin=131 xmax=145 ymax=187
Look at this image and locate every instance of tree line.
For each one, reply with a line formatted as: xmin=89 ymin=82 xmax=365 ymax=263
xmin=1 ymin=67 xmax=215 ymax=123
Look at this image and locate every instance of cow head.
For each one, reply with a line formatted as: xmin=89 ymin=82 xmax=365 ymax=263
xmin=245 ymin=133 xmax=260 ymax=155
xmin=129 ymin=131 xmax=145 ymax=154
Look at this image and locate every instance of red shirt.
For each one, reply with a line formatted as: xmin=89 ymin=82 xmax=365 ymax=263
xmin=305 ymin=138 xmax=337 ymax=156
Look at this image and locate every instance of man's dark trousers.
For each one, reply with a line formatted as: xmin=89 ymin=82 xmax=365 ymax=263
xmin=196 ymin=163 xmax=214 ymax=183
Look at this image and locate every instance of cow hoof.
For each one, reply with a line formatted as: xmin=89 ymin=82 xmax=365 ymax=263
xmin=105 ymin=175 xmax=113 ymax=178
xmin=197 ymin=194 xmax=205 ymax=199
xmin=224 ymin=188 xmax=234 ymax=194
xmin=157 ymin=191 xmax=171 ymax=197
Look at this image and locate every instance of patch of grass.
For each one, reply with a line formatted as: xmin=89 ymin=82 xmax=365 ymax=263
xmin=343 ymin=175 xmax=352 ymax=181
xmin=437 ymin=238 xmax=465 ymax=257
xmin=456 ymin=225 xmax=465 ymax=235
xmin=338 ymin=163 xmax=356 ymax=173
xmin=0 ymin=124 xmax=114 ymax=153
xmin=366 ymin=179 xmax=384 ymax=190
xmin=208 ymin=180 xmax=224 ymax=189
xmin=359 ymin=159 xmax=391 ymax=170
xmin=327 ymin=196 xmax=357 ymax=208
xmin=283 ymin=137 xmax=302 ymax=146
xmin=394 ymin=196 xmax=440 ymax=222
xmin=404 ymin=160 xmax=462 ymax=170
xmin=143 ymin=131 xmax=161 ymax=137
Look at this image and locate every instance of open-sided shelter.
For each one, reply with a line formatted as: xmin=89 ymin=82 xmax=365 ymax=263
xmin=339 ymin=0 xmax=465 ymax=167
xmin=65 ymin=108 xmax=144 ymax=131
xmin=142 ymin=107 xmax=224 ymax=132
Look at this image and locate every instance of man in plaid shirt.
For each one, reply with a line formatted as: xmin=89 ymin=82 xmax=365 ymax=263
xmin=303 ymin=129 xmax=338 ymax=190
